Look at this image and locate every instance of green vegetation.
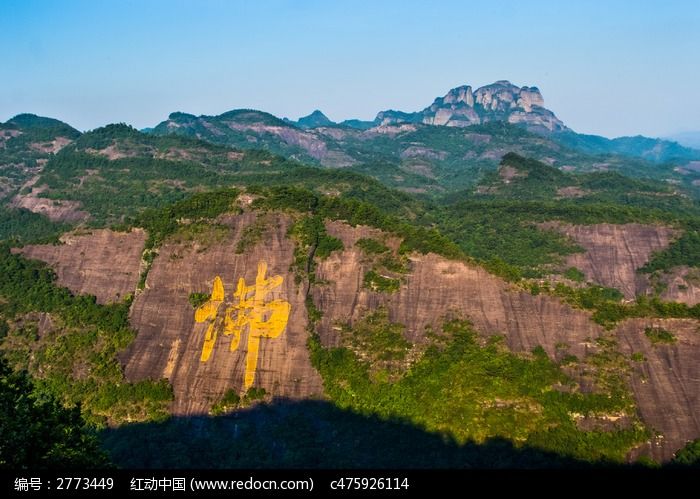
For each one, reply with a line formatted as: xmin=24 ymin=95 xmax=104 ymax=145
xmin=306 ymin=296 xmax=323 ymax=323
xmin=642 ymin=229 xmax=700 ymax=273
xmin=0 ymin=115 xmax=81 ymax=197
xmin=152 ymin=112 xmax=700 ymax=196
xmin=5 ymin=117 xmax=700 ymax=468
xmin=126 ymin=189 xmax=240 ymax=287
xmin=672 ymin=439 xmax=700 ymax=467
xmin=245 ymin=387 xmax=267 ymax=402
xmin=235 ymin=214 xmax=271 ymax=253
xmin=133 ymin=188 xmax=240 ymax=250
xmin=309 ymin=318 xmax=646 ymax=462
xmin=0 ymin=246 xmax=172 ymax=426
xmin=356 ymin=237 xmax=390 ymax=255
xmin=357 ymin=237 xmax=410 ymax=276
xmin=0 ymin=357 xmax=109 ymax=469
xmin=363 ymin=270 xmax=401 ymax=293
xmin=339 ymin=308 xmax=411 ymax=378
xmin=288 ymin=214 xmax=344 ymax=284
xmin=188 ymin=292 xmax=210 ymax=309
xmin=644 ymin=327 xmax=676 ymax=345
xmin=436 ymin=200 xmax=584 ymax=277
xmin=631 ymin=352 xmax=646 ymax=362
xmin=292 ymin=215 xmax=344 ymax=260
xmin=210 ymin=387 xmax=268 ymax=416
xmin=529 ymin=281 xmax=700 ymax=328
xmin=564 ymin=267 xmax=586 ymax=283
xmin=0 ymin=207 xmax=68 ymax=244
xmin=255 ymin=186 xmax=462 ymax=260
xmin=210 ymin=389 xmax=241 ymax=416
xmin=167 ymin=222 xmax=229 ymax=248
xmin=434 ymin=153 xmax=700 ymax=277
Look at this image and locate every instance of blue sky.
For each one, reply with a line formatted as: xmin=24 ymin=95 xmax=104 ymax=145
xmin=1 ymin=0 xmax=698 ymax=137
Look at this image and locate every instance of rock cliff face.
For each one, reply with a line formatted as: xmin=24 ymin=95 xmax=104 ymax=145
xmin=311 ymin=221 xmax=700 ymax=460
xmin=16 ymin=228 xmax=146 ymax=303
xmin=15 ymin=216 xmax=700 ymax=460
xmin=616 ymin=318 xmax=700 ymax=461
xmin=377 ymin=81 xmax=566 ymax=133
xmin=659 ymin=267 xmax=700 ymax=305
xmin=549 ymin=223 xmax=676 ymax=298
xmin=313 ymin=222 xmax=603 ymax=359
xmin=122 ymin=213 xmax=323 ymax=415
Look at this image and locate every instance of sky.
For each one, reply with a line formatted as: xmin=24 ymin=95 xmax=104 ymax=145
xmin=1 ymin=0 xmax=699 ymax=138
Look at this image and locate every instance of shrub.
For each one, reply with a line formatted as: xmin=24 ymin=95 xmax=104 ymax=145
xmin=644 ymin=327 xmax=676 ymax=345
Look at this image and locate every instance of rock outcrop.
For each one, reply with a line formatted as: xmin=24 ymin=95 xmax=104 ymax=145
xmin=312 ymin=221 xmax=700 ymax=461
xmin=313 ymin=222 xmax=603 ymax=359
xmin=616 ymin=318 xmax=700 ymax=461
xmin=376 ymin=81 xmax=566 ymax=133
xmin=659 ymin=267 xmax=700 ymax=305
xmin=16 ymin=228 xmax=146 ymax=303
xmin=122 ymin=213 xmax=323 ymax=415
xmin=548 ymin=223 xmax=676 ymax=298
xmin=15 ymin=216 xmax=700 ymax=460
xmin=11 ymin=179 xmax=89 ymax=223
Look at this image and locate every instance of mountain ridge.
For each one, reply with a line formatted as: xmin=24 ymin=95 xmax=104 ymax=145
xmin=147 ymin=81 xmax=700 ymax=167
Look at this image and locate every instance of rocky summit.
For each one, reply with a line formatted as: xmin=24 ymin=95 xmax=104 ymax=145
xmin=374 ymin=81 xmax=565 ymax=133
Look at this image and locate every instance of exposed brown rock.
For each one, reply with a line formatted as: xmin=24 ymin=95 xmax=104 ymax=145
xmin=13 ymin=311 xmax=55 ymax=339
xmin=658 ymin=266 xmax=700 ymax=305
xmin=87 ymin=144 xmax=145 ymax=160
xmin=17 ymin=214 xmax=700 ymax=461
xmin=499 ymin=165 xmax=525 ymax=182
xmin=11 ymin=177 xmax=89 ymax=223
xmin=546 ymin=223 xmax=676 ymax=298
xmin=16 ymin=228 xmax=146 ymax=304
xmin=314 ymin=221 xmax=604 ymax=359
xmin=224 ymin=123 xmax=355 ymax=167
xmin=393 ymin=81 xmax=566 ymax=132
xmin=616 ymin=318 xmax=700 ymax=461
xmin=314 ymin=221 xmax=700 ymax=461
xmin=400 ymin=146 xmax=447 ymax=161
xmin=122 ymin=213 xmax=323 ymax=415
xmin=28 ymin=136 xmax=72 ymax=154
xmin=0 ymin=129 xmax=22 ymax=147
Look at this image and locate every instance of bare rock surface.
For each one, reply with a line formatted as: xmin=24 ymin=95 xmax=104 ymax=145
xmin=16 ymin=228 xmax=146 ymax=303
xmin=10 ymin=177 xmax=89 ymax=223
xmin=122 ymin=213 xmax=323 ymax=415
xmin=17 ymin=216 xmax=700 ymax=460
xmin=659 ymin=266 xmax=700 ymax=305
xmin=316 ymin=221 xmax=700 ymax=461
xmin=315 ymin=221 xmax=603 ymax=359
xmin=616 ymin=318 xmax=700 ymax=461
xmin=548 ymin=223 xmax=676 ymax=298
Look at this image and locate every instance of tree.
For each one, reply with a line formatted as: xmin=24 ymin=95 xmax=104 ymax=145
xmin=0 ymin=358 xmax=109 ymax=469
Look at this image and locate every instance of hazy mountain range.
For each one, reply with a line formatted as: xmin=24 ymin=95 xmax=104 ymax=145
xmin=668 ymin=131 xmax=700 ymax=150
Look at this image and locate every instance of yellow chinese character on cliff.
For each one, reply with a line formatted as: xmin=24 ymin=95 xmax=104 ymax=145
xmin=194 ymin=261 xmax=290 ymax=390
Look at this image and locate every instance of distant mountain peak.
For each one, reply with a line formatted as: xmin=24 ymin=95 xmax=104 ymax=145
xmin=168 ymin=111 xmax=197 ymax=121
xmin=3 ymin=113 xmax=81 ymax=138
xmin=295 ymin=110 xmax=335 ymax=129
xmin=376 ymin=80 xmax=565 ymax=133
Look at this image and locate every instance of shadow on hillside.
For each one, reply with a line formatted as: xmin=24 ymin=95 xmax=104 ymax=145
xmin=101 ymin=398 xmax=610 ymax=469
